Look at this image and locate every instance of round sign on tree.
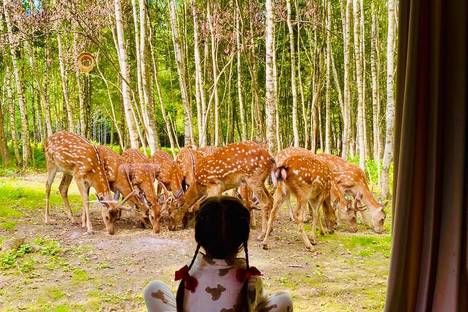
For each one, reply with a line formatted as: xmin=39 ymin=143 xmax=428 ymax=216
xmin=77 ymin=52 xmax=95 ymax=74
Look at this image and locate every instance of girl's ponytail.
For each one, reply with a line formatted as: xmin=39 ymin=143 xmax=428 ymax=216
xmin=176 ymin=244 xmax=200 ymax=312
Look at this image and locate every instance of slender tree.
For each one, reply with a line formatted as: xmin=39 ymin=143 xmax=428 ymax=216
xmin=382 ymin=0 xmax=395 ymax=199
xmin=169 ymin=0 xmax=193 ymax=146
xmin=4 ymin=0 xmax=30 ymax=168
xmin=265 ymin=0 xmax=277 ymax=152
xmin=114 ymin=0 xmax=139 ymax=148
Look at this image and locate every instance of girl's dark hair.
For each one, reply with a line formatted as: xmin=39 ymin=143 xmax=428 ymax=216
xmin=176 ymin=196 xmax=251 ymax=312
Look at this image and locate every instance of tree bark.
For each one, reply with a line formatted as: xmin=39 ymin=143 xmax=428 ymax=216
xmin=371 ymin=2 xmax=381 ymax=163
xmin=139 ymin=0 xmax=159 ymax=153
xmin=236 ymin=2 xmax=246 ymax=141
xmin=0 ymin=84 xmax=9 ymax=164
xmin=5 ymin=67 xmax=21 ymax=166
xmin=207 ymin=2 xmax=220 ymax=146
xmin=341 ymin=0 xmax=352 ymax=159
xmin=286 ymin=0 xmax=299 ymax=147
xmin=4 ymin=1 xmax=30 ymax=168
xmin=265 ymin=0 xmax=277 ymax=152
xmin=57 ymin=33 xmax=73 ymax=132
xmin=353 ymin=0 xmax=366 ymax=168
xmin=190 ymin=0 xmax=207 ymax=146
xmin=72 ymin=31 xmax=86 ymax=137
xmin=114 ymin=0 xmax=140 ymax=148
xmin=169 ymin=0 xmax=193 ymax=146
xmin=325 ymin=0 xmax=332 ymax=153
xmin=148 ymin=20 xmax=177 ymax=156
xmin=381 ymin=0 xmax=395 ymax=199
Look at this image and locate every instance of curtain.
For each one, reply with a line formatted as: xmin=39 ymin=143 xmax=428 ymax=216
xmin=385 ymin=0 xmax=467 ymax=311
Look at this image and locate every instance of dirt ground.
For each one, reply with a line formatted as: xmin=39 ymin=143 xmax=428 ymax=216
xmin=0 ymin=173 xmax=391 ymax=311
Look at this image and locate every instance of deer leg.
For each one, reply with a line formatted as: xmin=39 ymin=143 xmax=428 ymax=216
xmin=45 ymin=165 xmax=58 ymax=224
xmin=322 ymin=198 xmax=337 ymax=234
xmin=76 ymin=179 xmax=93 ymax=234
xmin=59 ymin=174 xmax=77 ymax=224
xmin=309 ymin=197 xmax=322 ymax=245
xmin=251 ymin=184 xmax=272 ymax=241
xmin=295 ymin=200 xmax=314 ymax=250
xmin=262 ymin=188 xmax=287 ymax=248
xmin=288 ymin=198 xmax=295 ymax=221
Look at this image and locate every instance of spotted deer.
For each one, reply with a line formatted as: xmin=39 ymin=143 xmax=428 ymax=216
xmin=120 ymin=148 xmax=164 ymax=233
xmin=169 ymin=142 xmax=274 ymax=236
xmin=274 ymin=147 xmax=356 ymax=232
xmin=176 ymin=145 xmax=260 ymax=228
xmin=96 ymin=146 xmax=160 ymax=232
xmin=151 ymin=150 xmax=185 ymax=200
xmin=316 ymin=153 xmax=386 ymax=233
xmin=44 ymin=131 xmax=126 ymax=234
xmin=262 ymin=153 xmax=356 ymax=250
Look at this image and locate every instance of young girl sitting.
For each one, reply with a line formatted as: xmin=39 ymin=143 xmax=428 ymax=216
xmin=143 ymin=196 xmax=293 ymax=312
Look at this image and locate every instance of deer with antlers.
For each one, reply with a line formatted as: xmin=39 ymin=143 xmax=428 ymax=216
xmin=44 ymin=131 xmax=124 ymax=234
xmin=169 ymin=142 xmax=274 ymax=236
xmin=316 ymin=153 xmax=386 ymax=233
xmin=262 ymin=149 xmax=356 ymax=250
xmin=95 ymin=146 xmax=160 ymax=233
xmin=119 ymin=148 xmax=168 ymax=233
xmin=151 ymin=150 xmax=186 ymax=201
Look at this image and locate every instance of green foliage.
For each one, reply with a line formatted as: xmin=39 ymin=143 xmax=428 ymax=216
xmin=33 ymin=237 xmax=62 ymax=257
xmin=0 ymin=244 xmax=33 ymax=270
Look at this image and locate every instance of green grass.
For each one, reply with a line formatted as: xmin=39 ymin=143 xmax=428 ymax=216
xmin=71 ymin=268 xmax=90 ymax=282
xmin=0 ymin=175 xmax=82 ymax=231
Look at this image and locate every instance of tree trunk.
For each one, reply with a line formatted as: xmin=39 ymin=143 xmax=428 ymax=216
xmin=148 ymin=20 xmax=177 ymax=156
xmin=371 ymin=2 xmax=381 ymax=163
xmin=43 ymin=40 xmax=53 ymax=137
xmin=57 ymin=33 xmax=73 ymax=132
xmin=341 ymin=0 xmax=352 ymax=159
xmin=169 ymin=0 xmax=193 ymax=146
xmin=0 ymin=85 xmax=9 ymax=164
xmin=190 ymin=0 xmax=207 ymax=146
xmin=381 ymin=0 xmax=395 ymax=199
xmin=286 ymin=0 xmax=299 ymax=147
xmin=325 ymin=0 xmax=332 ymax=153
xmin=353 ymin=0 xmax=365 ymax=169
xmin=207 ymin=3 xmax=220 ymax=146
xmin=114 ymin=0 xmax=140 ymax=148
xmin=139 ymin=0 xmax=159 ymax=153
xmin=73 ymin=31 xmax=86 ymax=136
xmin=265 ymin=0 xmax=277 ymax=152
xmin=4 ymin=1 xmax=30 ymax=168
xmin=236 ymin=1 xmax=246 ymax=141
xmin=5 ymin=67 xmax=21 ymax=166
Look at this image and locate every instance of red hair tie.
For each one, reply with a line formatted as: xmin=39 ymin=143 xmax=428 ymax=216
xmin=175 ymin=265 xmax=198 ymax=292
xmin=236 ymin=266 xmax=262 ymax=283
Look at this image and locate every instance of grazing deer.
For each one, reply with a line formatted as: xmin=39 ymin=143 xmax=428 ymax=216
xmin=120 ymin=148 xmax=164 ymax=233
xmin=151 ymin=150 xmax=186 ymax=199
xmin=169 ymin=142 xmax=274 ymax=237
xmin=44 ymin=131 xmax=126 ymax=234
xmin=316 ymin=153 xmax=386 ymax=233
xmin=96 ymin=146 xmax=159 ymax=232
xmin=273 ymin=147 xmax=356 ymax=232
xmin=262 ymin=153 xmax=354 ymax=250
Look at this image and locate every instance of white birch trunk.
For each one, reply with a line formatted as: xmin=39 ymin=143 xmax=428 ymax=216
xmin=114 ymin=0 xmax=139 ymax=148
xmin=381 ymin=0 xmax=395 ymax=199
xmin=4 ymin=1 xmax=30 ymax=167
xmin=169 ymin=0 xmax=193 ymax=146
xmin=57 ymin=33 xmax=73 ymax=132
xmin=265 ymin=0 xmax=277 ymax=152
xmin=286 ymin=0 xmax=299 ymax=147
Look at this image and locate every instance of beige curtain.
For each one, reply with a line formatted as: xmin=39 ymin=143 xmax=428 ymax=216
xmin=385 ymin=0 xmax=467 ymax=311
